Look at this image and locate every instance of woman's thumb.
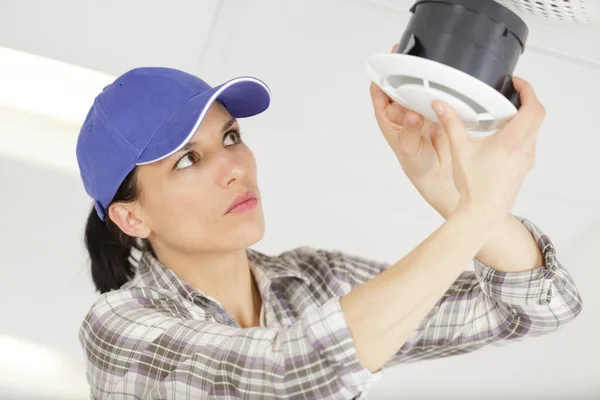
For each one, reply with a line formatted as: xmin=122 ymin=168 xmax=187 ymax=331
xmin=432 ymin=101 xmax=468 ymax=153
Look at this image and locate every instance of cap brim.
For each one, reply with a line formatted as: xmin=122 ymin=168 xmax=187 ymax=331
xmin=136 ymin=76 xmax=271 ymax=165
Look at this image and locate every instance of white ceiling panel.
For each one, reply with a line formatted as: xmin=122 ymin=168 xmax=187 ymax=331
xmin=0 ymin=0 xmax=221 ymax=75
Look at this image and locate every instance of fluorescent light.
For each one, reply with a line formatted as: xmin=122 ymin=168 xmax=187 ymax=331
xmin=0 ymin=333 xmax=89 ymax=399
xmin=0 ymin=46 xmax=115 ymax=125
xmin=0 ymin=106 xmax=81 ymax=175
xmin=0 ymin=46 xmax=115 ymax=174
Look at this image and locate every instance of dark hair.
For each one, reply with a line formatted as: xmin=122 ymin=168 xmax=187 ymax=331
xmin=84 ymin=167 xmax=155 ymax=293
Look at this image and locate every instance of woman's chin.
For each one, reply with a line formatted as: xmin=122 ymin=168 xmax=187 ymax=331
xmin=233 ymin=216 xmax=265 ymax=246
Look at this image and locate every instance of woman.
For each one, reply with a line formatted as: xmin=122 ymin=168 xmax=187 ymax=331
xmin=77 ymin=65 xmax=582 ymax=399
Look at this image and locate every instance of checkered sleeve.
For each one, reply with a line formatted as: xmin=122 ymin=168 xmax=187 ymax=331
xmin=315 ymin=217 xmax=583 ymax=367
xmin=79 ymin=287 xmax=379 ymax=399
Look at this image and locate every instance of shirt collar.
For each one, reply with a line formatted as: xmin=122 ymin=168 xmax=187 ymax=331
xmin=135 ymin=248 xmax=310 ymax=304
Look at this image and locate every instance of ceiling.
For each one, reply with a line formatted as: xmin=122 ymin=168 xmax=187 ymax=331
xmin=0 ymin=0 xmax=222 ymax=76
xmin=1 ymin=0 xmax=600 ymax=78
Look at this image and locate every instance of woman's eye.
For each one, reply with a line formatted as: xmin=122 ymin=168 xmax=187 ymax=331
xmin=174 ymin=130 xmax=241 ymax=171
xmin=224 ymin=130 xmax=242 ymax=146
xmin=175 ymin=152 xmax=198 ymax=170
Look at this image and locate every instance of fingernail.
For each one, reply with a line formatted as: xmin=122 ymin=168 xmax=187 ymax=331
xmin=433 ymin=102 xmax=445 ymax=116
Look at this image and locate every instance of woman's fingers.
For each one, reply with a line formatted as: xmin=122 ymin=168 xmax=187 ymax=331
xmin=432 ymin=101 xmax=469 ymax=156
xmin=499 ymin=77 xmax=546 ymax=147
xmin=403 ymin=112 xmax=425 ymax=135
xmin=370 ymin=81 xmax=391 ymax=117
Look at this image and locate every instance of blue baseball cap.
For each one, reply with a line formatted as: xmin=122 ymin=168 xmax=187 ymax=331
xmin=76 ymin=67 xmax=271 ymax=221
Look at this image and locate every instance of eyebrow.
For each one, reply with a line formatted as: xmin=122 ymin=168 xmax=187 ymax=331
xmin=176 ymin=117 xmax=238 ymax=154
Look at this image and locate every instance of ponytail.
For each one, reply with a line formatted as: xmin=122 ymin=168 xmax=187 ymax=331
xmin=83 ymin=167 xmax=154 ymax=294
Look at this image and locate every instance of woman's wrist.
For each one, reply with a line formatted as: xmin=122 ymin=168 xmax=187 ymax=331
xmin=449 ymin=202 xmax=505 ymax=235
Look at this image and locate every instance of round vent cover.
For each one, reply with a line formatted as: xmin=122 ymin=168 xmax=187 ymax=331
xmin=367 ymin=0 xmax=530 ymax=132
xmin=367 ymin=54 xmax=518 ymax=132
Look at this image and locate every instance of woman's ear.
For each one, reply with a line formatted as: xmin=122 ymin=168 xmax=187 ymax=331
xmin=107 ymin=202 xmax=151 ymax=239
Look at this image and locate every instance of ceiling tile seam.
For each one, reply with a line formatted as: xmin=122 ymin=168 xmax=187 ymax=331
xmin=556 ymin=215 xmax=600 ymax=254
xmin=355 ymin=0 xmax=413 ymax=16
xmin=194 ymin=0 xmax=226 ymax=73
xmin=525 ymin=44 xmax=600 ymax=69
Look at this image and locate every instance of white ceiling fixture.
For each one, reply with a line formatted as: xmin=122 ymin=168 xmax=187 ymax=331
xmin=0 ymin=334 xmax=89 ymax=399
xmin=0 ymin=46 xmax=115 ymax=174
xmin=495 ymin=0 xmax=599 ymax=24
xmin=0 ymin=46 xmax=115 ymax=126
xmin=366 ymin=0 xmax=599 ymax=133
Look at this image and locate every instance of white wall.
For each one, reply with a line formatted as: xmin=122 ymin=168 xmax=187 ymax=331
xmin=0 ymin=0 xmax=599 ymax=398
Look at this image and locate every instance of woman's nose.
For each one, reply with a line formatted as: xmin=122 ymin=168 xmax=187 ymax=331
xmin=215 ymin=151 xmax=246 ymax=186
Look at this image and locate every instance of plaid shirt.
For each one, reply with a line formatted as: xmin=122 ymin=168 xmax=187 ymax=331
xmin=79 ymin=216 xmax=583 ymax=399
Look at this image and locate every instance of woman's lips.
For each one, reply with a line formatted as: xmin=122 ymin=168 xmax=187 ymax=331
xmin=226 ymin=198 xmax=258 ymax=215
xmin=226 ymin=190 xmax=258 ymax=214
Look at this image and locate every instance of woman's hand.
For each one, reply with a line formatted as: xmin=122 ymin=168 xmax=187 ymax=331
xmin=370 ymin=46 xmax=543 ymax=220
xmin=434 ymin=77 xmax=546 ymax=223
xmin=370 ymin=44 xmax=458 ymax=218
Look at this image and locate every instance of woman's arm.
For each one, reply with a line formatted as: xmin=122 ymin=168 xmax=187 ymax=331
xmin=306 ymin=216 xmax=582 ymax=369
xmin=339 ymin=209 xmax=498 ymax=372
xmin=80 ymin=209 xmax=496 ymax=399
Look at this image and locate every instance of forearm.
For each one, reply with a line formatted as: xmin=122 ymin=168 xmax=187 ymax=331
xmin=340 ymin=210 xmax=499 ymax=373
xmin=473 ymin=213 xmax=544 ymax=272
xmin=437 ymin=200 xmax=544 ymax=272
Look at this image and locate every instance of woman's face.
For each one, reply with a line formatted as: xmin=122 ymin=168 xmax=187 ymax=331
xmin=132 ymin=101 xmax=265 ymax=254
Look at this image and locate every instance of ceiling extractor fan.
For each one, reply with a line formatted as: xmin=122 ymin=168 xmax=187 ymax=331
xmin=366 ymin=0 xmax=599 ymax=132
